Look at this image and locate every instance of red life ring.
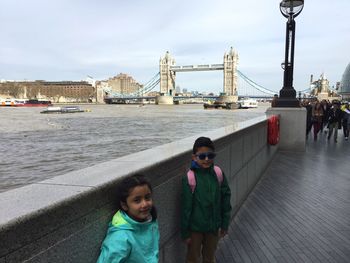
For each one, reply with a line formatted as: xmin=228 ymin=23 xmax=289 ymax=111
xmin=268 ymin=115 xmax=280 ymax=145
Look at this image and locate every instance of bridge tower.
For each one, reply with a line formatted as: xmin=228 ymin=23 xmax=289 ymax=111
xmin=158 ymin=51 xmax=176 ymax=104
xmin=159 ymin=51 xmax=176 ymax=95
xmin=222 ymin=47 xmax=239 ymax=102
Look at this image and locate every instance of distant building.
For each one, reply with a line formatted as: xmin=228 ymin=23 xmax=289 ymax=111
xmin=0 ymin=80 xmax=95 ymax=103
xmin=310 ymin=73 xmax=340 ymax=101
xmin=0 ymin=73 xmax=144 ymax=103
xmin=339 ymin=63 xmax=350 ymax=100
xmin=97 ymin=73 xmax=143 ymax=96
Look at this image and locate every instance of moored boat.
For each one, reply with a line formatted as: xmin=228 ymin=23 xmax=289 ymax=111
xmin=237 ymin=98 xmax=258 ymax=109
xmin=40 ymin=106 xmax=86 ymax=114
xmin=0 ymin=98 xmax=52 ymax=107
xmin=21 ymin=99 xmax=52 ymax=107
xmin=40 ymin=106 xmax=62 ymax=113
xmin=1 ymin=98 xmax=16 ymax=106
xmin=61 ymin=106 xmax=85 ymax=113
xmin=14 ymin=99 xmax=26 ymax=106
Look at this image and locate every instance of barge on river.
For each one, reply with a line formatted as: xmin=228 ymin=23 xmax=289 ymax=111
xmin=40 ymin=106 xmax=86 ymax=114
xmin=203 ymin=97 xmax=258 ymax=110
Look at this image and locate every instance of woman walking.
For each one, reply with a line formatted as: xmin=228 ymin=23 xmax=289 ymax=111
xmin=312 ymin=102 xmax=324 ymax=141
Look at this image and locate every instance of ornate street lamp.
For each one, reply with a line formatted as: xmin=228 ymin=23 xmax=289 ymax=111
xmin=274 ymin=0 xmax=304 ymax=107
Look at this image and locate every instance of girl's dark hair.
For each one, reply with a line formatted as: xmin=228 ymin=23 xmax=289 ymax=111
xmin=117 ymin=174 xmax=157 ymax=220
xmin=192 ymin=136 xmax=215 ymax=154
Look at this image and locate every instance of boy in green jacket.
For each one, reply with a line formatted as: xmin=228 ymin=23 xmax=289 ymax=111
xmin=181 ymin=137 xmax=232 ymax=263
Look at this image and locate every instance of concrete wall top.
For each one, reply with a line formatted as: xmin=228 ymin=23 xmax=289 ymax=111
xmin=0 ymin=115 xmax=267 ymax=231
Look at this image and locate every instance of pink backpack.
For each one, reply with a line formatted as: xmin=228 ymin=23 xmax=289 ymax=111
xmin=187 ymin=166 xmax=223 ymax=193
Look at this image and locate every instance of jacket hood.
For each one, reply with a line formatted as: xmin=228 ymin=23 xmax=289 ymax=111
xmin=109 ymin=210 xmax=153 ymax=232
xmin=97 ymin=210 xmax=159 ymax=263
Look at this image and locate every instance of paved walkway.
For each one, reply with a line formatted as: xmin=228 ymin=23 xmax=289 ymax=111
xmin=216 ymin=131 xmax=350 ymax=263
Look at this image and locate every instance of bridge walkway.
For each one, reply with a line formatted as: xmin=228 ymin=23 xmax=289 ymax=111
xmin=216 ymin=131 xmax=350 ymax=263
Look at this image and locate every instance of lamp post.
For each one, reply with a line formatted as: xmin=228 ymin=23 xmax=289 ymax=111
xmin=274 ymin=0 xmax=304 ymax=107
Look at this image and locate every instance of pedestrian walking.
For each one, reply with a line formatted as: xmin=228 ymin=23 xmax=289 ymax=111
xmin=312 ymin=101 xmax=324 ymax=141
xmin=342 ymin=102 xmax=350 ymax=140
xmin=327 ymin=101 xmax=343 ymax=143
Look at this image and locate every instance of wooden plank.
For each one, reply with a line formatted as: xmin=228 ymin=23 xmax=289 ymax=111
xmin=216 ymin=135 xmax=350 ymax=262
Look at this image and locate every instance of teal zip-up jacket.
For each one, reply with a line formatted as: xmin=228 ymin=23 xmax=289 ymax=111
xmin=97 ymin=210 xmax=159 ymax=263
xmin=181 ymin=165 xmax=232 ymax=239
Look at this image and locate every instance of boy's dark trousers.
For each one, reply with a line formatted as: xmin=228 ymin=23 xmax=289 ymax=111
xmin=328 ymin=122 xmax=339 ymax=141
xmin=186 ymin=231 xmax=219 ymax=263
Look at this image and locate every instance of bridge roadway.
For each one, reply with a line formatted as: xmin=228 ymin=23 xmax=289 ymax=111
xmin=216 ymin=132 xmax=350 ymax=262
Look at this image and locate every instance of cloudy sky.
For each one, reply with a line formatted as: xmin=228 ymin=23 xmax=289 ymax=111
xmin=0 ymin=0 xmax=349 ymax=94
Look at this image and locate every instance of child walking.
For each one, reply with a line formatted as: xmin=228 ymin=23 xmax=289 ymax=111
xmin=97 ymin=174 xmax=159 ymax=263
xmin=181 ymin=137 xmax=232 ymax=263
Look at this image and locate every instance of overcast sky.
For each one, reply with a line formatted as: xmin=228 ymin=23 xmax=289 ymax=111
xmin=0 ymin=0 xmax=349 ymax=94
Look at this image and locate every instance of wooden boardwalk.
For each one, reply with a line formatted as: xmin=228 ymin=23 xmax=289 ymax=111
xmin=216 ymin=132 xmax=350 ymax=263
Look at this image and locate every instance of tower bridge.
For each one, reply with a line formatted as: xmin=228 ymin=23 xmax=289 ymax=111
xmin=102 ymin=47 xmax=280 ymax=104
xmin=158 ymin=47 xmax=239 ymax=104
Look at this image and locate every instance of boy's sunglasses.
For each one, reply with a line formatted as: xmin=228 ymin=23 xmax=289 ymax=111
xmin=196 ymin=152 xmax=216 ymax=160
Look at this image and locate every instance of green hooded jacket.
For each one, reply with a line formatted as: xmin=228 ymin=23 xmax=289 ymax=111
xmin=180 ymin=165 xmax=232 ymax=239
xmin=97 ymin=210 xmax=159 ymax=263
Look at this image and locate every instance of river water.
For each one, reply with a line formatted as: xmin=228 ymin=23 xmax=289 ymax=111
xmin=0 ymin=104 xmax=268 ymax=192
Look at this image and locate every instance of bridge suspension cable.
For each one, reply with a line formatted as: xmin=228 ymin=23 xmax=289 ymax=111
xmin=140 ymin=72 xmax=160 ymax=93
xmin=237 ymin=70 xmax=277 ymax=96
xmin=130 ymin=72 xmax=160 ymax=96
xmin=141 ymin=72 xmax=160 ymax=90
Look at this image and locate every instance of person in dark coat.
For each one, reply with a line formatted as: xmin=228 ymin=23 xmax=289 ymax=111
xmin=327 ymin=101 xmax=343 ymax=142
xmin=312 ymin=102 xmax=324 ymax=141
xmin=302 ymin=100 xmax=313 ymax=138
xmin=342 ymin=102 xmax=350 ymax=140
xmin=321 ymin=100 xmax=331 ymax=132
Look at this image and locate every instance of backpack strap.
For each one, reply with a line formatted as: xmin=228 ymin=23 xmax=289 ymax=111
xmin=214 ymin=165 xmax=223 ymax=185
xmin=187 ymin=170 xmax=196 ymax=194
xmin=187 ymin=165 xmax=223 ymax=194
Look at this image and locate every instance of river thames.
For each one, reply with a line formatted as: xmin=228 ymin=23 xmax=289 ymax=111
xmin=0 ymin=104 xmax=269 ymax=192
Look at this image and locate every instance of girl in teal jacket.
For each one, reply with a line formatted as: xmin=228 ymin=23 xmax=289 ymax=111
xmin=97 ymin=174 xmax=159 ymax=263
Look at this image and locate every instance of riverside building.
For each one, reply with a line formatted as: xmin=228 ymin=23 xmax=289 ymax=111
xmin=0 ymin=72 xmax=143 ymax=103
xmin=96 ymin=73 xmax=143 ymax=96
xmin=339 ymin=62 xmax=350 ymax=100
xmin=309 ymin=73 xmax=341 ymax=101
xmin=0 ymin=80 xmax=95 ymax=103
